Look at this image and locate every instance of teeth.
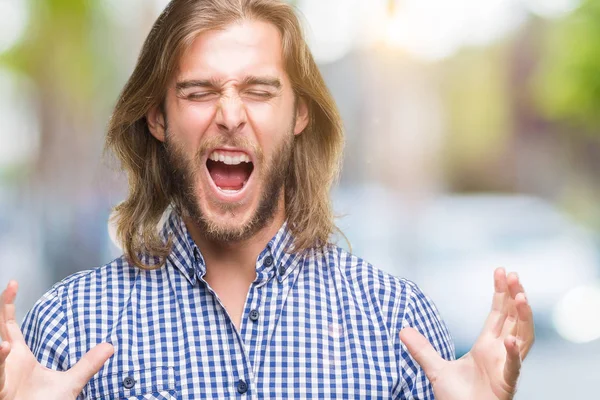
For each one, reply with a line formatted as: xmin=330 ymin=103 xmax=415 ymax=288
xmin=218 ymin=188 xmax=241 ymax=193
xmin=209 ymin=150 xmax=252 ymax=165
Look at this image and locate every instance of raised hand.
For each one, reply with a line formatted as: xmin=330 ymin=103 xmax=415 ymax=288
xmin=399 ymin=268 xmax=534 ymax=400
xmin=0 ymin=281 xmax=114 ymax=400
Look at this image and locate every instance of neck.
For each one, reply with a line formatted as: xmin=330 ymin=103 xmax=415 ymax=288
xmin=183 ymin=197 xmax=286 ymax=281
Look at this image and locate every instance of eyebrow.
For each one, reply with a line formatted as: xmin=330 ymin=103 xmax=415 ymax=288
xmin=175 ymin=75 xmax=282 ymax=92
xmin=240 ymin=76 xmax=282 ymax=89
xmin=175 ymin=78 xmax=219 ymax=92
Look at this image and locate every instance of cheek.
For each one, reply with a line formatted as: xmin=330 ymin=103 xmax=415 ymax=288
xmin=170 ymin=100 xmax=215 ymax=147
xmin=247 ymin=97 xmax=293 ymax=125
xmin=246 ymin=103 xmax=294 ymax=150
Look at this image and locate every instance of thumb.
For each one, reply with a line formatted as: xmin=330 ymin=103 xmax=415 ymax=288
xmin=503 ymin=335 xmax=521 ymax=388
xmin=66 ymin=343 xmax=114 ymax=393
xmin=399 ymin=327 xmax=445 ymax=382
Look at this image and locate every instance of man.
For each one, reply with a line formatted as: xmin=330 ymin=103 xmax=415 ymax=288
xmin=0 ymin=0 xmax=534 ymax=398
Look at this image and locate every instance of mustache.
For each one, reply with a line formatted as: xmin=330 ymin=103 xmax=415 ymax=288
xmin=196 ymin=135 xmax=263 ymax=162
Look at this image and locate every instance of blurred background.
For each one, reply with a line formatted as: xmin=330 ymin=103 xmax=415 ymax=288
xmin=1 ymin=0 xmax=599 ymax=397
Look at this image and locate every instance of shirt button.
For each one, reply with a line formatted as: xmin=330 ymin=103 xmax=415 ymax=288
xmin=278 ymin=265 xmax=286 ymax=276
xmin=123 ymin=376 xmax=136 ymax=389
xmin=264 ymin=256 xmax=273 ymax=266
xmin=249 ymin=309 xmax=260 ymax=322
xmin=237 ymin=379 xmax=248 ymax=394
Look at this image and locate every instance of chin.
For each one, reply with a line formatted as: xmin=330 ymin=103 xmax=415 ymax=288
xmin=199 ymin=218 xmax=259 ymax=243
xmin=192 ymin=196 xmax=263 ymax=243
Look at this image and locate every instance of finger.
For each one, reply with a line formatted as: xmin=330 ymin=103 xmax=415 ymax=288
xmin=503 ymin=335 xmax=522 ymax=390
xmin=399 ymin=328 xmax=445 ymax=383
xmin=515 ymin=292 xmax=535 ymax=359
xmin=0 ymin=281 xmax=18 ymax=342
xmin=502 ymin=274 xmax=527 ymax=336
xmin=0 ymin=341 xmax=10 ymax=390
xmin=0 ymin=284 xmax=8 ymax=341
xmin=493 ymin=268 xmax=508 ymax=312
xmin=500 ymin=273 xmax=521 ymax=338
xmin=483 ymin=268 xmax=509 ymax=335
xmin=1 ymin=281 xmax=24 ymax=345
xmin=507 ymin=273 xmax=523 ymax=302
xmin=67 ymin=343 xmax=114 ymax=393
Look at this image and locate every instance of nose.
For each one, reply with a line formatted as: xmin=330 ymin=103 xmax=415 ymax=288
xmin=215 ymin=94 xmax=247 ymax=134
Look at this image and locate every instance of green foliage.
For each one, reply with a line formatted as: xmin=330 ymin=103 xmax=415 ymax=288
xmin=0 ymin=0 xmax=114 ymax=106
xmin=440 ymin=44 xmax=513 ymax=167
xmin=534 ymin=0 xmax=600 ymax=132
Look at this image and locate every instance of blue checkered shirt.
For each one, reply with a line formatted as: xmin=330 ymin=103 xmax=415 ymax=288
xmin=21 ymin=210 xmax=455 ymax=399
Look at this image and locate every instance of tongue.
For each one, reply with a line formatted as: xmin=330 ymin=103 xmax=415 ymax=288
xmin=208 ymin=161 xmax=250 ymax=190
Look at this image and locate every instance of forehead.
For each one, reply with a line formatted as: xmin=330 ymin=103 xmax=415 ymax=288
xmin=177 ymin=19 xmax=286 ymax=82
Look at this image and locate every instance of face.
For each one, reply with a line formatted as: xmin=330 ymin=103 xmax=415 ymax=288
xmin=148 ymin=19 xmax=308 ymax=242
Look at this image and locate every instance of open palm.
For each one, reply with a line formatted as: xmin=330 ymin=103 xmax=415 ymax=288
xmin=400 ymin=268 xmax=535 ymax=400
xmin=0 ymin=281 xmax=114 ymax=400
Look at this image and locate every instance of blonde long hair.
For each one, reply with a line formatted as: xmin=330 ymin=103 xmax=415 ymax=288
xmin=106 ymin=0 xmax=344 ymax=269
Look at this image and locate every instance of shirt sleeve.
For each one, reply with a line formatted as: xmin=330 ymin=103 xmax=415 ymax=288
xmin=21 ymin=286 xmax=70 ymax=371
xmin=392 ymin=279 xmax=456 ymax=399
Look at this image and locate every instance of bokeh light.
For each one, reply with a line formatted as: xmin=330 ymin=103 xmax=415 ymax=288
xmin=0 ymin=0 xmax=28 ymax=53
xmin=553 ymin=283 xmax=600 ymax=343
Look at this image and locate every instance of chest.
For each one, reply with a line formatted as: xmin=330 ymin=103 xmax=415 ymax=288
xmin=203 ymin=273 xmax=253 ymax=332
xmin=81 ymin=276 xmax=399 ymax=399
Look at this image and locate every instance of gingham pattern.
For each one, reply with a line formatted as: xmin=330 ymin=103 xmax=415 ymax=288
xmin=129 ymin=392 xmax=178 ymax=400
xmin=22 ymin=210 xmax=455 ymax=399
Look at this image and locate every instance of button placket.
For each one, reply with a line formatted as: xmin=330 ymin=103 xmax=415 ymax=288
xmin=240 ymin=270 xmax=268 ymax=379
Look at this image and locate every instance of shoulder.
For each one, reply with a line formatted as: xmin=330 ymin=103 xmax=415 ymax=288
xmin=54 ymin=254 xmax=138 ymax=292
xmin=21 ymin=254 xmax=146 ymax=369
xmin=22 ymin=254 xmax=138 ymax=337
xmin=315 ymin=243 xmax=454 ymax=354
xmin=310 ymin=244 xmax=417 ymax=333
xmin=317 ymin=243 xmax=412 ymax=302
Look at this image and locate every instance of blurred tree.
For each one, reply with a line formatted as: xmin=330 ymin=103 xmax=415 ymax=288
xmin=531 ymin=0 xmax=600 ymax=229
xmin=438 ymin=42 xmax=515 ymax=192
xmin=534 ymin=0 xmax=600 ymax=133
xmin=0 ymin=0 xmax=120 ymax=280
xmin=1 ymin=0 xmax=116 ymax=111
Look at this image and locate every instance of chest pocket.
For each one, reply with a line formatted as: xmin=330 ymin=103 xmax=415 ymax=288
xmin=87 ymin=366 xmax=178 ymax=400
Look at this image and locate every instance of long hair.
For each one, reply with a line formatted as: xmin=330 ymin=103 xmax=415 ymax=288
xmin=106 ymin=0 xmax=344 ymax=269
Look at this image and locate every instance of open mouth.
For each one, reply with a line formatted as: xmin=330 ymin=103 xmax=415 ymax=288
xmin=206 ymin=150 xmax=254 ymax=193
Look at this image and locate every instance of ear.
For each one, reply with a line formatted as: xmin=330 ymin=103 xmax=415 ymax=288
xmin=146 ymin=105 xmax=167 ymax=142
xmin=293 ymin=96 xmax=309 ymax=136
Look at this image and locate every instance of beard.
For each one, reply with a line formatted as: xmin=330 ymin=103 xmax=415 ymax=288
xmin=164 ymin=118 xmax=295 ymax=243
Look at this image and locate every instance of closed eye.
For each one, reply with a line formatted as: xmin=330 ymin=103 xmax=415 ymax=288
xmin=187 ymin=92 xmax=218 ymax=101
xmin=245 ymin=91 xmax=274 ymax=99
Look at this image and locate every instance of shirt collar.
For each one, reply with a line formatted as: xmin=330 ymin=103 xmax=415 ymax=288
xmin=162 ymin=209 xmax=299 ymax=286
xmin=163 ymin=209 xmax=201 ymax=286
xmin=254 ymin=220 xmax=296 ymax=285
